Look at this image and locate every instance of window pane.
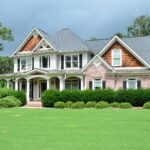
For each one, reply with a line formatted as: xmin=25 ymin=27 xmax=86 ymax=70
xmin=65 ymin=82 xmax=71 ymax=89
xmin=42 ymin=56 xmax=48 ymax=68
xmin=94 ymin=79 xmax=101 ymax=89
xmin=72 ymin=55 xmax=78 ymax=61
xmin=21 ymin=59 xmax=26 ymax=70
xmin=113 ymin=51 xmax=120 ymax=58
xmin=72 ymin=82 xmax=79 ymax=89
xmin=113 ymin=58 xmax=120 ymax=66
xmin=128 ymin=79 xmax=136 ymax=89
xmin=26 ymin=58 xmax=32 ymax=70
xmin=65 ymin=56 xmax=71 ymax=61
xmin=72 ymin=62 xmax=78 ymax=68
xmin=66 ymin=62 xmax=71 ymax=68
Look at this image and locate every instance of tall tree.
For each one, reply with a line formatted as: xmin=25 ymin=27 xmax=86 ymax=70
xmin=127 ymin=15 xmax=150 ymax=37
xmin=0 ymin=23 xmax=14 ymax=51
xmin=0 ymin=56 xmax=13 ymax=74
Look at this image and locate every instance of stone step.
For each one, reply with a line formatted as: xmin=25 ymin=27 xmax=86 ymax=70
xmin=25 ymin=101 xmax=42 ymax=108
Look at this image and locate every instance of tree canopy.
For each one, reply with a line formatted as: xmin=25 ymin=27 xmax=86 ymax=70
xmin=0 ymin=23 xmax=14 ymax=51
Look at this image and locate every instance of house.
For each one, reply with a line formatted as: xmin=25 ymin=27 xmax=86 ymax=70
xmin=1 ymin=27 xmax=150 ymax=102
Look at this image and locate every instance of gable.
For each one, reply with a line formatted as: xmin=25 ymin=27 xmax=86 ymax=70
xmin=101 ymin=41 xmax=144 ymax=67
xmin=20 ymin=35 xmax=42 ymax=52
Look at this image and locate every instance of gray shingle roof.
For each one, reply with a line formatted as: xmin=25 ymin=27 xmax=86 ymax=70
xmin=37 ymin=28 xmax=89 ymax=52
xmin=85 ymin=36 xmax=150 ymax=65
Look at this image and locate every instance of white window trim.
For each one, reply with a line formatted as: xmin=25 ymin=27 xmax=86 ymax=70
xmin=40 ymin=55 xmax=50 ymax=69
xmin=92 ymin=78 xmax=103 ymax=90
xmin=112 ymin=49 xmax=122 ymax=66
xmin=64 ymin=54 xmax=79 ymax=69
xmin=20 ymin=57 xmax=32 ymax=72
xmin=127 ymin=78 xmax=137 ymax=89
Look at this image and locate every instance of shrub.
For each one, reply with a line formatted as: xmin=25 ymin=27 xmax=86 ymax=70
xmin=41 ymin=89 xmax=61 ymax=107
xmin=71 ymin=101 xmax=85 ymax=109
xmin=120 ymin=102 xmax=132 ymax=109
xmin=0 ymin=88 xmax=14 ymax=98
xmin=54 ymin=101 xmax=65 ymax=109
xmin=110 ymin=102 xmax=120 ymax=108
xmin=60 ymin=90 xmax=82 ymax=102
xmin=143 ymin=102 xmax=150 ymax=109
xmin=65 ymin=101 xmax=73 ymax=108
xmin=0 ymin=96 xmax=21 ymax=108
xmin=95 ymin=101 xmax=110 ymax=109
xmin=13 ymin=91 xmax=26 ymax=106
xmin=85 ymin=101 xmax=96 ymax=108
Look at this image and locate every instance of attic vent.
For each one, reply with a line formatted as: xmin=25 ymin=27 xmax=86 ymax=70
xmin=39 ymin=41 xmax=51 ymax=49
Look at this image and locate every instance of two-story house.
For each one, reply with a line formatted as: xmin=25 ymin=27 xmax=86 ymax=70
xmin=1 ymin=27 xmax=150 ymax=102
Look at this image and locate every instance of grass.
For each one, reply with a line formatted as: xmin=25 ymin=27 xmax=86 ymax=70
xmin=0 ymin=108 xmax=150 ymax=150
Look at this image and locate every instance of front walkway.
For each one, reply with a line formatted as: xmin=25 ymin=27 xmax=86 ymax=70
xmin=23 ymin=101 xmax=43 ymax=108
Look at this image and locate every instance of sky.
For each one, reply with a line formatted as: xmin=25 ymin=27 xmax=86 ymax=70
xmin=0 ymin=0 xmax=150 ymax=56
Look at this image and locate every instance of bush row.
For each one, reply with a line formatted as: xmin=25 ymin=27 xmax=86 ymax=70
xmin=0 ymin=88 xmax=26 ymax=108
xmin=41 ymin=89 xmax=150 ymax=107
xmin=53 ymin=101 xmax=133 ymax=109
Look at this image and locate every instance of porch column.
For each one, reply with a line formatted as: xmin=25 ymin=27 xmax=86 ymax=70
xmin=26 ymin=79 xmax=30 ymax=102
xmin=80 ymin=77 xmax=84 ymax=90
xmin=6 ymin=79 xmax=10 ymax=89
xmin=47 ymin=78 xmax=50 ymax=90
xmin=60 ymin=77 xmax=64 ymax=91
xmin=15 ymin=79 xmax=18 ymax=91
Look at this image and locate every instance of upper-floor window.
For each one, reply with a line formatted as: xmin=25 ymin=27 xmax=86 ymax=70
xmin=93 ymin=79 xmax=102 ymax=89
xmin=127 ymin=78 xmax=137 ymax=89
xmin=65 ymin=55 xmax=79 ymax=69
xmin=40 ymin=56 xmax=50 ymax=69
xmin=20 ymin=58 xmax=32 ymax=71
xmin=112 ymin=49 xmax=122 ymax=66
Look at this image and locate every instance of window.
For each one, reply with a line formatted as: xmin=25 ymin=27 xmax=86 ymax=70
xmin=40 ymin=56 xmax=50 ymax=69
xmin=127 ymin=78 xmax=137 ymax=89
xmin=21 ymin=59 xmax=26 ymax=70
xmin=65 ymin=55 xmax=79 ymax=68
xmin=112 ymin=49 xmax=122 ymax=66
xmin=20 ymin=58 xmax=32 ymax=71
xmin=65 ymin=79 xmax=79 ymax=89
xmin=93 ymin=79 xmax=102 ymax=89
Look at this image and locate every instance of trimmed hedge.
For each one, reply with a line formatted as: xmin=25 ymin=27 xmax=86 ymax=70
xmin=95 ymin=101 xmax=110 ymax=109
xmin=143 ymin=102 xmax=150 ymax=109
xmin=41 ymin=89 xmax=150 ymax=107
xmin=110 ymin=102 xmax=120 ymax=108
xmin=0 ymin=96 xmax=21 ymax=108
xmin=120 ymin=102 xmax=132 ymax=109
xmin=71 ymin=101 xmax=85 ymax=109
xmin=54 ymin=101 xmax=65 ymax=109
xmin=85 ymin=101 xmax=96 ymax=108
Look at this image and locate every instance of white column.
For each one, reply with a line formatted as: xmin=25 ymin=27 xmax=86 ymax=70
xmin=6 ymin=80 xmax=10 ymax=89
xmin=47 ymin=78 xmax=50 ymax=90
xmin=60 ymin=78 xmax=64 ymax=91
xmin=26 ymin=79 xmax=30 ymax=102
xmin=15 ymin=79 xmax=18 ymax=91
xmin=80 ymin=78 xmax=84 ymax=90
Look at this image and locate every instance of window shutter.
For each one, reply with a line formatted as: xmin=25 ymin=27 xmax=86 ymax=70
xmin=79 ymin=54 xmax=82 ymax=68
xmin=32 ymin=57 xmax=34 ymax=70
xmin=137 ymin=80 xmax=141 ymax=89
xmin=17 ymin=59 xmax=20 ymax=71
xmin=61 ymin=55 xmax=64 ymax=69
xmin=89 ymin=81 xmax=92 ymax=89
xmin=49 ymin=56 xmax=50 ymax=68
xmin=79 ymin=80 xmax=81 ymax=90
xmin=102 ymin=80 xmax=106 ymax=89
xmin=123 ymin=80 xmax=127 ymax=90
xmin=40 ymin=56 xmax=41 ymax=68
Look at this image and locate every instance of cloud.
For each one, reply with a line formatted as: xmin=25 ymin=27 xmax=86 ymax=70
xmin=0 ymin=0 xmax=150 ymax=56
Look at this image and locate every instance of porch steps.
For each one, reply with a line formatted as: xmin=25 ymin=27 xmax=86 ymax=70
xmin=24 ymin=101 xmax=43 ymax=108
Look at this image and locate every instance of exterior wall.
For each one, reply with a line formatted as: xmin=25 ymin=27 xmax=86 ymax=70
xmin=84 ymin=61 xmax=114 ymax=89
xmin=102 ymin=41 xmax=144 ymax=67
xmin=21 ymin=35 xmax=42 ymax=52
xmin=14 ymin=58 xmax=18 ymax=73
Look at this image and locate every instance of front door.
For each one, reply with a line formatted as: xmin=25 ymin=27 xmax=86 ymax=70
xmin=39 ymin=81 xmax=47 ymax=99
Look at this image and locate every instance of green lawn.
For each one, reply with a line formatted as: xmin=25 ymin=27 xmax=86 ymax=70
xmin=0 ymin=108 xmax=150 ymax=150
